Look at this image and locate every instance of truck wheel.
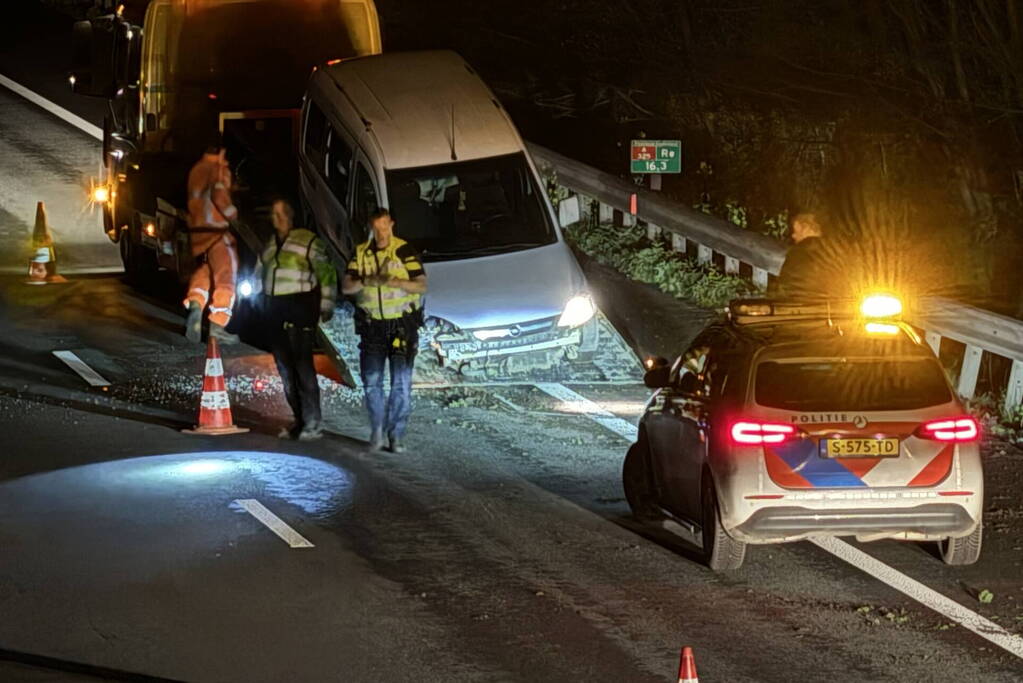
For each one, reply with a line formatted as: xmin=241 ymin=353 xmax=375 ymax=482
xmin=939 ymin=521 xmax=982 ymax=566
xmin=623 ymin=436 xmax=660 ymax=521
xmin=701 ymin=475 xmax=746 ymax=572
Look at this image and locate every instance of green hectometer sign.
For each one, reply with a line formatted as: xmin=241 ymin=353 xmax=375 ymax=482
xmin=630 ymin=139 xmax=682 ymax=174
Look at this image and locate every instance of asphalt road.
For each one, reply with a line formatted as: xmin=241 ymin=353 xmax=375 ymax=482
xmin=3 ymin=9 xmax=1023 ymax=681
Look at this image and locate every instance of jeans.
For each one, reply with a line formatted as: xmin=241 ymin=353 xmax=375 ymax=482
xmin=267 ymin=293 xmax=321 ymax=429
xmin=359 ymin=349 xmax=414 ymax=439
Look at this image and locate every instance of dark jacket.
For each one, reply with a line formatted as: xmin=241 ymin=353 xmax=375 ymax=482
xmin=770 ymin=236 xmax=834 ymax=299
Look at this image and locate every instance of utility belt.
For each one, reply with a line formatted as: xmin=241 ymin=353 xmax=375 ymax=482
xmin=354 ymin=306 xmax=424 ymax=357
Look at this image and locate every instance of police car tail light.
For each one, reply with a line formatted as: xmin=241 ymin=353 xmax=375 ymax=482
xmin=730 ymin=421 xmax=796 ymax=445
xmin=915 ymin=417 xmax=979 ymax=442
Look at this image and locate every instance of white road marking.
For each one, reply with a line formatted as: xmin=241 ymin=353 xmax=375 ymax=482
xmin=52 ymin=350 xmax=110 ymax=387
xmin=234 ymin=499 xmax=315 ymax=549
xmin=534 ymin=383 xmax=638 ymax=441
xmin=0 ymin=73 xmax=103 ymax=140
xmin=812 ymin=537 xmax=1023 ymax=660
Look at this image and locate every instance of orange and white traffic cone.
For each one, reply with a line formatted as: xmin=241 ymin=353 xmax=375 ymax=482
xmin=25 ymin=202 xmax=66 ymax=285
xmin=182 ymin=337 xmax=249 ymax=436
xmin=677 ymin=646 xmax=699 ymax=683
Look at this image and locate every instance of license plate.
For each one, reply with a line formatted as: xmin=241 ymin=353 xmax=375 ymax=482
xmin=822 ymin=438 xmax=900 ymax=458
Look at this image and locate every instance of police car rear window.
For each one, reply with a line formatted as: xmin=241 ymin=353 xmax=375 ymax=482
xmin=755 ymin=358 xmax=952 ymax=411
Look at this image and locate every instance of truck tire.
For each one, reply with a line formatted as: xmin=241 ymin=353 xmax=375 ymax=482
xmin=701 ymin=474 xmax=746 ymax=572
xmin=939 ymin=521 xmax=982 ymax=566
xmin=623 ymin=436 xmax=660 ymax=521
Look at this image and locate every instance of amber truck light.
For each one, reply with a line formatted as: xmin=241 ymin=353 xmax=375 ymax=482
xmin=730 ymin=421 xmax=797 ymax=445
xmin=915 ymin=417 xmax=979 ymax=442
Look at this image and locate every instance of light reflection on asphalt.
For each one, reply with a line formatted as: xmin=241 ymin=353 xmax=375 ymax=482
xmin=3 ymin=451 xmax=354 ymax=519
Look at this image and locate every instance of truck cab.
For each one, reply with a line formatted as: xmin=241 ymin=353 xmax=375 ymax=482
xmin=70 ymin=0 xmax=381 ymax=285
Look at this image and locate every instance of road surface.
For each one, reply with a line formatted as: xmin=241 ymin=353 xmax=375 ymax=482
xmin=2 ymin=10 xmax=1023 ymax=681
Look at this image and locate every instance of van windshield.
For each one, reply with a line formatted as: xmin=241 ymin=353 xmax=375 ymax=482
xmin=385 ymin=153 xmax=557 ymax=261
xmin=755 ymin=357 xmax=953 ymax=411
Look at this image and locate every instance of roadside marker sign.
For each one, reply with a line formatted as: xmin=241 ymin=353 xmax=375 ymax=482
xmin=630 ymin=139 xmax=682 ymax=174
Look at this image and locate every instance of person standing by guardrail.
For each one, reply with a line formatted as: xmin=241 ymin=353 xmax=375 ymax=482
xmin=769 ymin=212 xmax=831 ymax=298
xmin=184 ymin=140 xmax=241 ymax=344
xmin=341 ymin=209 xmax=428 ymax=454
xmin=257 ymin=198 xmax=337 ymax=441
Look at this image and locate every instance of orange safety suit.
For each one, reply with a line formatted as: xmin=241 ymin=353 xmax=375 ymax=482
xmin=184 ymin=152 xmax=240 ymax=327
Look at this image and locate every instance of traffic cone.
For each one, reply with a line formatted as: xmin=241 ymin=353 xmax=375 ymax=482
xmin=182 ymin=337 xmax=249 ymax=436
xmin=25 ymin=202 xmax=66 ymax=285
xmin=677 ymin=646 xmax=699 ymax=683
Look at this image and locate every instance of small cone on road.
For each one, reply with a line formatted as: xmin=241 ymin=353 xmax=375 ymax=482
xmin=25 ymin=202 xmax=67 ymax=285
xmin=677 ymin=646 xmax=699 ymax=683
xmin=182 ymin=337 xmax=249 ymax=436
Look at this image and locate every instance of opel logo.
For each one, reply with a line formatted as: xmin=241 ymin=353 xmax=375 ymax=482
xmin=852 ymin=415 xmax=868 ymax=429
xmin=508 ymin=325 xmax=522 ymax=338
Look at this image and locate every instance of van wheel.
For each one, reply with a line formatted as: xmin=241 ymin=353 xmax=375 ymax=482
xmin=622 ymin=437 xmax=659 ymax=521
xmin=939 ymin=521 xmax=982 ymax=566
xmin=701 ymin=476 xmax=746 ymax=572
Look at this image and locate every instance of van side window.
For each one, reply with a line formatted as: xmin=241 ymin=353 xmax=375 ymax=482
xmin=351 ymin=162 xmax=378 ymax=243
xmin=326 ymin=127 xmax=353 ymax=201
xmin=304 ymin=102 xmax=328 ymax=175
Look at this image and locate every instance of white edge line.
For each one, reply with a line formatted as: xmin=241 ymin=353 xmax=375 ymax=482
xmin=534 ymin=382 xmax=638 ymax=442
xmin=234 ymin=499 xmax=315 ymax=549
xmin=0 ymin=73 xmax=103 ymax=140
xmin=52 ymin=350 xmax=111 ymax=387
xmin=813 ymin=537 xmax=1023 ymax=660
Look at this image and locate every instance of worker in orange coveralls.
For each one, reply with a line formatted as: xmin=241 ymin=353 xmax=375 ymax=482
xmin=184 ymin=141 xmax=241 ymax=344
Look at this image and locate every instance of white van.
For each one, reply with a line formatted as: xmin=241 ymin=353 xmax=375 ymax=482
xmin=299 ymin=50 xmax=598 ymax=369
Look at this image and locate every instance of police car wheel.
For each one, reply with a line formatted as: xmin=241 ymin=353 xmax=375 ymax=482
xmin=622 ymin=438 xmax=659 ymax=521
xmin=701 ymin=476 xmax=746 ymax=572
xmin=939 ymin=521 xmax=983 ymax=566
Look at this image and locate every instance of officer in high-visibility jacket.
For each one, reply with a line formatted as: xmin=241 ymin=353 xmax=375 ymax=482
xmin=341 ymin=208 xmax=427 ymax=453
xmin=257 ymin=198 xmax=337 ymax=441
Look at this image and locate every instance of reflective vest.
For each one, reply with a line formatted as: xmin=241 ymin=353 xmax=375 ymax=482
xmin=351 ymin=236 xmax=423 ymax=321
xmin=259 ymin=229 xmax=337 ymax=315
xmin=186 ymin=154 xmax=238 ymax=229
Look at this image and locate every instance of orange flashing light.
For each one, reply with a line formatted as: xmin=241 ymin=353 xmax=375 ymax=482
xmin=326 ymin=58 xmax=342 ymax=66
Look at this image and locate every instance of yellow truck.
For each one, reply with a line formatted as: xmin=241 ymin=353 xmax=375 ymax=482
xmin=71 ymin=0 xmax=381 ymax=287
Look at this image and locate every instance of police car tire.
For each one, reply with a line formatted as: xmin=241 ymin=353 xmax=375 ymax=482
xmin=622 ymin=438 xmax=659 ymax=521
xmin=939 ymin=521 xmax=982 ymax=566
xmin=702 ymin=476 xmax=746 ymax=572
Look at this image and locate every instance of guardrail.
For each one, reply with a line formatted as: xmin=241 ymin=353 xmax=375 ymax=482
xmin=529 ymin=142 xmax=1023 ymax=413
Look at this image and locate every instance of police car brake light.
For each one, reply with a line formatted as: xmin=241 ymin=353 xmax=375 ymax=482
xmin=915 ymin=417 xmax=979 ymax=442
xmin=730 ymin=421 xmax=796 ymax=445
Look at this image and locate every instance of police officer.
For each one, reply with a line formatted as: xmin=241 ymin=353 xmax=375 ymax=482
xmin=257 ymin=198 xmax=337 ymax=441
xmin=341 ymin=209 xmax=427 ymax=453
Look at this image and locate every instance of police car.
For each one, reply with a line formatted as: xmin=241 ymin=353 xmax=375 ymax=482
xmin=623 ymin=295 xmax=983 ymax=571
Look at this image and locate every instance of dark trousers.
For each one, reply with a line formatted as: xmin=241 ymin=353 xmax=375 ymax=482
xmin=266 ymin=293 xmax=321 ymax=428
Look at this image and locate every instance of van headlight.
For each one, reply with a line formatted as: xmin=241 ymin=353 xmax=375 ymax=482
xmin=558 ymin=294 xmax=596 ymax=328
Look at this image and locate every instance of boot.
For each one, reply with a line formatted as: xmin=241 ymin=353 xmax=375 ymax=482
xmin=185 ymin=302 xmax=202 ymax=343
xmin=209 ymin=322 xmax=240 ymax=345
xmin=388 ymin=434 xmax=406 ymax=454
xmin=297 ymin=420 xmax=323 ymax=442
xmin=367 ymin=429 xmax=385 ymax=453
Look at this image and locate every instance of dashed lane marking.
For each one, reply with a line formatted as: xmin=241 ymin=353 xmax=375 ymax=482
xmin=234 ymin=499 xmax=315 ymax=549
xmin=0 ymin=73 xmax=103 ymax=140
xmin=534 ymin=383 xmax=638 ymax=441
xmin=52 ymin=350 xmax=110 ymax=387
xmin=812 ymin=537 xmax=1023 ymax=661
